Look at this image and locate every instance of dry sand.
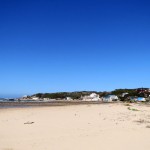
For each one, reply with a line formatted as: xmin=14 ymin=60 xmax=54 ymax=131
xmin=0 ymin=103 xmax=150 ymax=150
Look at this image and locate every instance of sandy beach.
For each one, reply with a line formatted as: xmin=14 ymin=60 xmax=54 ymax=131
xmin=0 ymin=102 xmax=150 ymax=150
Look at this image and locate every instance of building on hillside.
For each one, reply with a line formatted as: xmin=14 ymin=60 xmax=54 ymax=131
xmin=31 ymin=96 xmax=39 ymax=100
xmin=102 ymin=95 xmax=119 ymax=102
xmin=43 ymin=98 xmax=50 ymax=101
xmin=82 ymin=93 xmax=101 ymax=101
xmin=66 ymin=97 xmax=73 ymax=101
xmin=136 ymin=88 xmax=150 ymax=93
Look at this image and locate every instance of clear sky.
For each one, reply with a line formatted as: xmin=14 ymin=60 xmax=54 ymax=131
xmin=0 ymin=0 xmax=150 ymax=97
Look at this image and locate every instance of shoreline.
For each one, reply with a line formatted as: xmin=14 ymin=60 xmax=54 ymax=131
xmin=0 ymin=101 xmax=150 ymax=109
xmin=0 ymin=101 xmax=108 ymax=108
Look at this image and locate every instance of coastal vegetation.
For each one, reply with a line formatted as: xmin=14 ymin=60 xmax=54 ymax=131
xmin=32 ymin=88 xmax=150 ymax=101
xmin=33 ymin=91 xmax=100 ymax=99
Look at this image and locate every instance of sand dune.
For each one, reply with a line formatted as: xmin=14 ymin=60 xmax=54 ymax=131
xmin=0 ymin=103 xmax=150 ymax=150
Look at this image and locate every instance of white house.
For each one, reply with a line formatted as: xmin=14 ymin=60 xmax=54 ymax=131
xmin=32 ymin=96 xmax=39 ymax=100
xmin=66 ymin=97 xmax=73 ymax=101
xmin=102 ymin=95 xmax=119 ymax=102
xmin=82 ymin=93 xmax=101 ymax=101
xmin=43 ymin=98 xmax=50 ymax=101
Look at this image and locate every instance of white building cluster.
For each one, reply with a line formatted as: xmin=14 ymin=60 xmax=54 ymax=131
xmin=82 ymin=93 xmax=101 ymax=101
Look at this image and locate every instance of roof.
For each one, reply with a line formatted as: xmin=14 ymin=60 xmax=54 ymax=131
xmin=137 ymin=97 xmax=145 ymax=101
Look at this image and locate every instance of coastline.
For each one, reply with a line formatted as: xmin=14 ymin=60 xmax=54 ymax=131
xmin=0 ymin=100 xmax=150 ymax=109
xmin=0 ymin=101 xmax=105 ymax=108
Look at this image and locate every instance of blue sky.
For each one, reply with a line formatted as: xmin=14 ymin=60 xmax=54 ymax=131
xmin=0 ymin=0 xmax=150 ymax=97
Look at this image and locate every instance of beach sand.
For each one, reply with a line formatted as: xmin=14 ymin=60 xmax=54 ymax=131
xmin=0 ymin=102 xmax=150 ymax=150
